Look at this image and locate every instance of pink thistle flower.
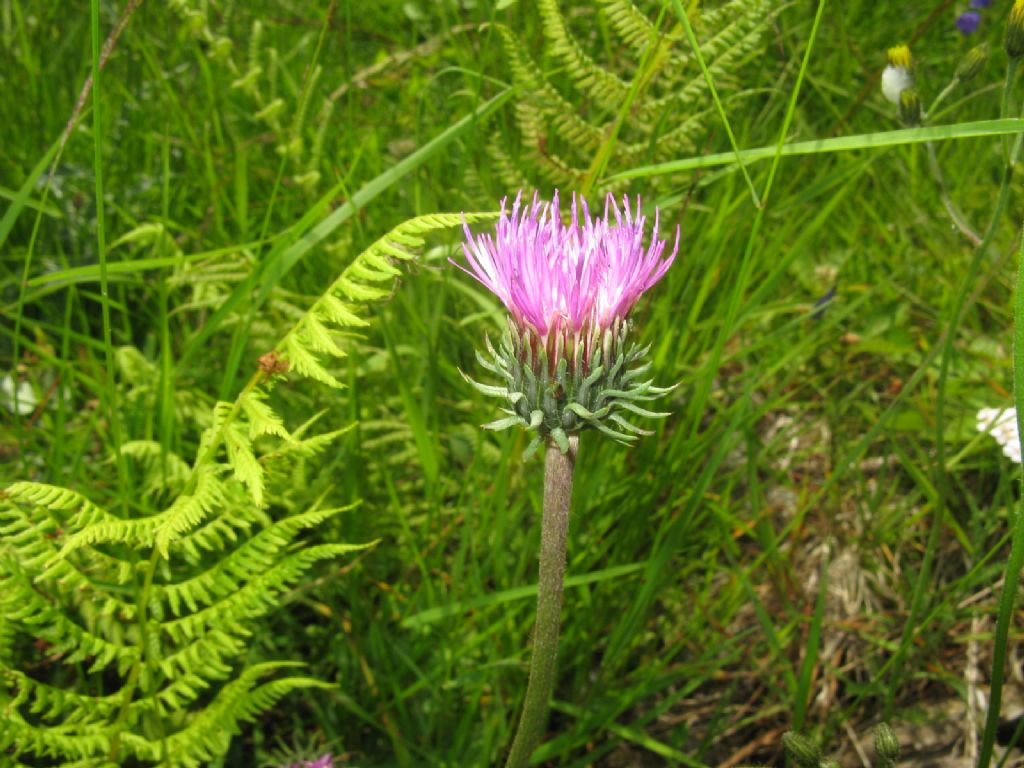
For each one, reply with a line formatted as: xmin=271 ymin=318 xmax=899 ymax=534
xmin=456 ymin=190 xmax=678 ymax=361
xmin=455 ymin=190 xmax=679 ymax=452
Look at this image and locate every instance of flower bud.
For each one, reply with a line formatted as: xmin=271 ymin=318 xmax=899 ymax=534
xmin=874 ymin=723 xmax=900 ymax=765
xmin=956 ymin=42 xmax=990 ymax=82
xmin=957 ymin=10 xmax=981 ymax=36
xmin=887 ymin=45 xmax=911 ymax=68
xmin=899 ymin=88 xmax=922 ymax=125
xmin=881 ymin=46 xmax=913 ymax=105
xmin=782 ymin=732 xmax=821 ymax=768
xmin=1007 ymin=0 xmax=1024 ymax=60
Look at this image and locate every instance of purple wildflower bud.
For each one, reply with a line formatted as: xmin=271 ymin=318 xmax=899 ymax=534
xmin=284 ymin=754 xmax=334 ymax=768
xmin=970 ymin=0 xmax=990 ymax=8
xmin=957 ymin=10 xmax=981 ymax=34
xmin=455 ymin=190 xmax=679 ymax=454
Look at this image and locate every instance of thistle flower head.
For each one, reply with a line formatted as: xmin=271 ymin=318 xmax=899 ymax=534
xmin=457 ymin=191 xmax=677 ymax=364
xmin=456 ymin=190 xmax=679 ymax=455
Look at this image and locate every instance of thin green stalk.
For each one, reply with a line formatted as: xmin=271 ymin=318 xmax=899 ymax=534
xmin=90 ymin=0 xmax=128 ymax=493
xmin=978 ymin=219 xmax=1024 ymax=768
xmin=505 ymin=437 xmax=577 ymax=768
xmin=925 ymin=140 xmax=980 ymax=245
xmin=926 ymin=77 xmax=960 ymax=119
xmin=670 ymin=0 xmax=760 ymax=207
xmin=885 ymin=57 xmax=1021 ymax=719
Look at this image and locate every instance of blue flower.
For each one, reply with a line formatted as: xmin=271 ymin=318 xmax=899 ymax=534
xmin=957 ymin=10 xmax=981 ymax=34
xmin=970 ymin=0 xmax=991 ymax=8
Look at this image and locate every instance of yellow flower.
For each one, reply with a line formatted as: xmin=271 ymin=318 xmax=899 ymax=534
xmin=886 ymin=45 xmax=911 ymax=68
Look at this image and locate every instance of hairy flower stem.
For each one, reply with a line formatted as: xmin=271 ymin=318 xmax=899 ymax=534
xmin=505 ymin=436 xmax=577 ymax=768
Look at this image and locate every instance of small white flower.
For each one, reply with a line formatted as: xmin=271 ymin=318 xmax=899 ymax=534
xmin=0 ymin=374 xmax=37 ymax=416
xmin=881 ymin=65 xmax=914 ymax=105
xmin=977 ymin=406 xmax=1022 ymax=464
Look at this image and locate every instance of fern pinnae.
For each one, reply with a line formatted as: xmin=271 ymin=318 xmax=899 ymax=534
xmin=644 ymin=11 xmax=773 ymax=119
xmin=493 ymin=24 xmax=606 ymax=153
xmin=3 ymin=669 xmax=123 ymax=725
xmin=0 ymin=564 xmax=139 ymax=673
xmin=156 ymin=503 xmax=359 ymax=617
xmin=121 ymin=441 xmax=192 ymax=496
xmin=537 ymin=0 xmax=632 ymax=112
xmin=159 ymin=543 xmax=364 ymax=644
xmin=220 ymin=420 xmax=265 ymax=507
xmin=489 ymin=0 xmax=777 ymax=189
xmin=238 ymin=388 xmax=290 ymax=440
xmin=2 ymin=211 xmax=496 ymax=764
xmin=597 ymin=0 xmax=669 ymax=49
xmin=157 ymin=662 xmax=331 ymax=768
xmin=2 ymin=509 xmax=137 ymax=620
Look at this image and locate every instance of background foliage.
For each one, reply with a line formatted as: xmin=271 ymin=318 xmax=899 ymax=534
xmin=2 ymin=0 xmax=1023 ymax=765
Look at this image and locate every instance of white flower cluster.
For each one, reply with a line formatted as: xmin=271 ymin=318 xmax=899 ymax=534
xmin=977 ymin=407 xmax=1022 ymax=463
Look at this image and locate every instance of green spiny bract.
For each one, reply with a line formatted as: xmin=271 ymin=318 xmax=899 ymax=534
xmin=465 ymin=318 xmax=674 ymax=458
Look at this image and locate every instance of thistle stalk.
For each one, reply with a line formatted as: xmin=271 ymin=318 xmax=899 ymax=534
xmin=505 ymin=436 xmax=577 ymax=768
xmin=454 ymin=190 xmax=677 ymax=764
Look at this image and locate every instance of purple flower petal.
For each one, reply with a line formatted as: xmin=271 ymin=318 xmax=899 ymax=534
xmin=455 ymin=190 xmax=678 ymax=355
xmin=970 ymin=0 xmax=991 ymax=8
xmin=957 ymin=10 xmax=981 ymax=34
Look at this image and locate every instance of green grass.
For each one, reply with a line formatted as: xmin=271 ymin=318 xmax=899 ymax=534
xmin=3 ymin=0 xmax=1024 ymax=765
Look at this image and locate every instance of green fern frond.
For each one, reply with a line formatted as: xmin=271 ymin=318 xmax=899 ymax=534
xmin=2 ymin=482 xmax=110 ymax=528
xmin=158 ymin=662 xmax=332 ymax=768
xmin=121 ymin=441 xmax=192 ymax=496
xmin=166 ymin=504 xmax=265 ymax=563
xmin=157 ymin=627 xmax=247 ymax=682
xmin=0 ymin=564 xmax=140 ymax=674
xmin=598 ymin=0 xmax=664 ymax=49
xmin=271 ymin=212 xmax=498 ymax=396
xmin=489 ymin=0 xmax=777 ymax=191
xmin=487 ymin=140 xmax=536 ymax=194
xmin=2 ymin=669 xmax=122 ymax=725
xmin=0 ymin=502 xmax=137 ymax=618
xmin=156 ymin=504 xmax=358 ymax=616
xmin=493 ymin=24 xmax=606 ymax=152
xmin=2 ymin=210 xmax=493 ymax=765
xmin=284 ymin=334 xmax=345 ymax=388
xmin=223 ymin=419 xmax=264 ymax=507
xmin=160 ymin=543 xmax=364 ymax=644
xmin=537 ymin=0 xmax=631 ymax=112
xmin=0 ymin=715 xmax=113 ymax=762
xmin=238 ymin=389 xmax=290 ymax=440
